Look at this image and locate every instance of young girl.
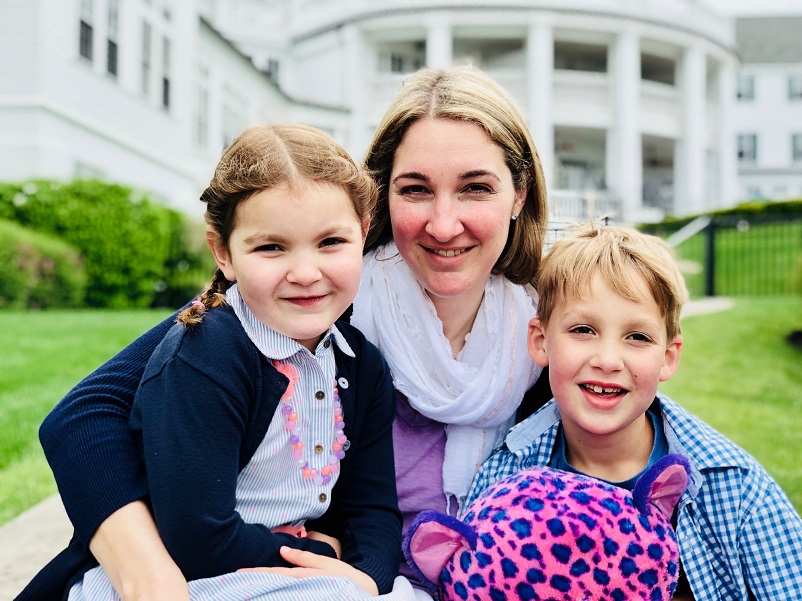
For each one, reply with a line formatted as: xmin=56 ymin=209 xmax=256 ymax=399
xmin=45 ymin=124 xmax=401 ymax=600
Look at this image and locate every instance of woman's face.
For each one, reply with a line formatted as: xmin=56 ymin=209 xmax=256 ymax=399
xmin=388 ymin=117 xmax=526 ymax=308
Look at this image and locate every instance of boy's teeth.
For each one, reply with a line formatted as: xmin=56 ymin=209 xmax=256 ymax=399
xmin=586 ymin=384 xmax=621 ymax=394
xmin=433 ymin=249 xmax=465 ymax=257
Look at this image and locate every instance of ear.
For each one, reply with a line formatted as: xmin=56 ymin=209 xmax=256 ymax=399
xmin=206 ymin=227 xmax=236 ymax=282
xmin=528 ymin=318 xmax=549 ymax=367
xmin=361 ymin=217 xmax=371 ymax=242
xmin=512 ymin=187 xmax=526 ymax=218
xmin=659 ymin=335 xmax=682 ymax=382
xmin=632 ymin=454 xmax=691 ymax=519
xmin=403 ymin=510 xmax=475 ymax=587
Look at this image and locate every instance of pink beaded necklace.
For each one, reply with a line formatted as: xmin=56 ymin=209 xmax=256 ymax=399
xmin=273 ymin=359 xmax=349 ymax=486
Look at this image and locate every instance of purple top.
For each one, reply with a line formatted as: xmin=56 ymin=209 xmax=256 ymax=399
xmin=393 ymin=392 xmax=457 ymax=587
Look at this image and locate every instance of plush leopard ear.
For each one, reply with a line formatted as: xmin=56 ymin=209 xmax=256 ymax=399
xmin=632 ymin=454 xmax=691 ymax=519
xmin=403 ymin=510 xmax=477 ymax=587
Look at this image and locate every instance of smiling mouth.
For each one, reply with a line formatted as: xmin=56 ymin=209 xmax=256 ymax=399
xmin=427 ymin=247 xmax=468 ymax=258
xmin=581 ymin=384 xmax=626 ymax=396
xmin=286 ymin=296 xmax=325 ymax=306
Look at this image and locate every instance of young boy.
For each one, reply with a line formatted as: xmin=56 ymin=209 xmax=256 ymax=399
xmin=468 ymin=224 xmax=802 ymax=600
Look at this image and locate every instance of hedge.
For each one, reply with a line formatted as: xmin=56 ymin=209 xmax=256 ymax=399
xmin=0 ymin=219 xmax=87 ymax=309
xmin=0 ymin=179 xmax=213 ymax=308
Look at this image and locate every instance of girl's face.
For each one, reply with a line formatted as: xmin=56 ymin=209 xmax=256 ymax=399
xmin=388 ymin=118 xmax=526 ymax=312
xmin=210 ymin=180 xmax=368 ymax=352
xmin=528 ymin=271 xmax=682 ymax=447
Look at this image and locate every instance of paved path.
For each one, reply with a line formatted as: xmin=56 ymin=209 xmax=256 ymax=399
xmin=0 ymin=297 xmax=735 ymax=599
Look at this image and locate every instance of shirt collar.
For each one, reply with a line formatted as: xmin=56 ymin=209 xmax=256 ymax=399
xmin=225 ymin=284 xmax=355 ymax=360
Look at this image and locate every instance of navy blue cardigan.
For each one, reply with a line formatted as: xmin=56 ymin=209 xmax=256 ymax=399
xmin=17 ymin=307 xmax=401 ymax=600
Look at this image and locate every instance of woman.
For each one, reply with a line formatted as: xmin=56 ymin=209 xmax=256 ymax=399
xmin=23 ymin=66 xmax=550 ymax=601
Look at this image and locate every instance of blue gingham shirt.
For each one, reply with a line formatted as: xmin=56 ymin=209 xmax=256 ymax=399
xmin=468 ymin=394 xmax=802 ymax=600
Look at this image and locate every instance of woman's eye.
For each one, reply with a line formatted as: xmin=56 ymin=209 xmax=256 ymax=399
xmin=463 ymin=183 xmax=493 ymax=194
xmin=398 ymin=184 xmax=431 ymax=196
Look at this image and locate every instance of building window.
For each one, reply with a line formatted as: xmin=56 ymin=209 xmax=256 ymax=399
xmin=141 ymin=20 xmax=152 ymax=95
xmin=79 ymin=0 xmax=94 ymax=61
xmin=106 ymin=0 xmax=119 ymax=76
xmin=793 ymin=133 xmax=802 ymax=163
xmin=738 ymin=133 xmax=757 ymax=164
xmin=737 ymin=74 xmax=755 ymax=101
xmin=789 ymin=75 xmax=802 ymax=101
xmin=222 ymin=88 xmax=246 ymax=150
xmin=161 ymin=36 xmax=171 ymax=109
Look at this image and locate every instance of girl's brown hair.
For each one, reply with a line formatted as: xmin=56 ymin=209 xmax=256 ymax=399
xmin=178 ymin=123 xmax=377 ymax=328
xmin=364 ymin=66 xmax=548 ymax=286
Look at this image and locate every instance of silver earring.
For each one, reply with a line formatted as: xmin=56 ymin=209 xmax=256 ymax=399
xmin=511 ymin=212 xmax=518 ymax=221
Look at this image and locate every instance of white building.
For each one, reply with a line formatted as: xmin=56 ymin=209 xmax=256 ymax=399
xmin=0 ymin=0 xmax=347 ymax=217
xmin=2 ymin=0 xmax=797 ymax=222
xmin=733 ymin=16 xmax=802 ymax=202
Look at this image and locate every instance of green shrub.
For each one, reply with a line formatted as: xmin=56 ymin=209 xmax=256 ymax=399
xmin=0 ymin=220 xmax=87 ymax=309
xmin=0 ymin=179 xmax=211 ymax=308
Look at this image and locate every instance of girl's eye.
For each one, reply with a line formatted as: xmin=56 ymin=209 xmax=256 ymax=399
xmin=255 ymin=244 xmax=282 ymax=253
xmin=320 ymin=237 xmax=345 ymax=248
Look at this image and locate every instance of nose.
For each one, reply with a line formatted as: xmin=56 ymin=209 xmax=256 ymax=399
xmin=286 ymin=256 xmax=322 ymax=286
xmin=424 ymin=195 xmax=464 ymax=242
xmin=589 ymin=339 xmax=624 ymax=373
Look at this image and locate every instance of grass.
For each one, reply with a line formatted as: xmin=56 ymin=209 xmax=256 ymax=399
xmin=0 ymin=309 xmax=173 ymax=525
xmin=661 ymin=296 xmax=802 ymax=511
xmin=1 ymin=299 xmax=800 ymax=527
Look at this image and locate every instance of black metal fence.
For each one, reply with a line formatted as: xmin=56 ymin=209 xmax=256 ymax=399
xmin=645 ymin=215 xmax=802 ymax=298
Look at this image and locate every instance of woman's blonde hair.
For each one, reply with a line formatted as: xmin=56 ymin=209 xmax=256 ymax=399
xmin=535 ymin=224 xmax=688 ymax=340
xmin=364 ymin=66 xmax=548 ymax=286
xmin=179 ymin=123 xmax=377 ymax=327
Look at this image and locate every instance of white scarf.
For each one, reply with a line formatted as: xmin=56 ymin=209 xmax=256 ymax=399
xmin=351 ymin=243 xmax=541 ymax=513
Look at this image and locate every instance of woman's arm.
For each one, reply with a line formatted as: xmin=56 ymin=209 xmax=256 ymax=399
xmin=40 ymin=311 xmax=180 ymax=544
xmin=89 ymin=501 xmax=189 ymax=601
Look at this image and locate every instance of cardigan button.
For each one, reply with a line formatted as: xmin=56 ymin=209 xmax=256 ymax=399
xmin=319 ymin=493 xmax=327 ymax=503
xmin=315 ymin=390 xmax=325 ymax=400
xmin=337 ymin=377 xmax=349 ymax=389
xmin=314 ymin=444 xmax=324 ymax=454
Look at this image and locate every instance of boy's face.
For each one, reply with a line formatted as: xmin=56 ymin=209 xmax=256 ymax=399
xmin=528 ymin=270 xmax=682 ymax=443
xmin=209 ymin=180 xmax=368 ymax=352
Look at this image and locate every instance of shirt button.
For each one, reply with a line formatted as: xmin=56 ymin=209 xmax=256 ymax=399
xmin=315 ymin=390 xmax=325 ymax=400
xmin=319 ymin=493 xmax=327 ymax=503
xmin=314 ymin=444 xmax=324 ymax=454
xmin=323 ymin=339 xmax=330 ymax=349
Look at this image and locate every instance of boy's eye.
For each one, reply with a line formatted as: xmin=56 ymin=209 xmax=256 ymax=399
xmin=255 ymin=244 xmax=282 ymax=252
xmin=569 ymin=325 xmax=595 ymax=335
xmin=628 ymin=332 xmax=654 ymax=343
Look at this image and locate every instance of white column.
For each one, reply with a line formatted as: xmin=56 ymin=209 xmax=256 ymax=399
xmin=425 ymin=14 xmax=452 ymax=68
xmin=608 ymin=31 xmax=642 ymax=222
xmin=344 ymin=24 xmax=368 ymax=159
xmin=716 ymin=59 xmax=737 ymax=210
xmin=527 ymin=20 xmax=554 ymax=187
xmin=677 ymin=46 xmax=707 ymax=215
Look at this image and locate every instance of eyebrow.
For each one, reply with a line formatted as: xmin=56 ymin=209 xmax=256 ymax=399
xmin=392 ymin=169 xmax=501 ymax=184
xmin=242 ymin=225 xmax=357 ymax=247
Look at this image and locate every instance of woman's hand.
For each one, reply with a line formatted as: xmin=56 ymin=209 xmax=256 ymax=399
xmin=89 ymin=501 xmax=189 ymax=601
xmin=238 ymin=546 xmax=379 ymax=596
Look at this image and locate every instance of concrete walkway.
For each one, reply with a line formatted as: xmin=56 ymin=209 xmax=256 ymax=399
xmin=0 ymin=297 xmax=735 ymax=599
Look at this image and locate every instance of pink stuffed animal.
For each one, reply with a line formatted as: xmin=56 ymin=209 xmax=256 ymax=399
xmin=404 ymin=455 xmax=690 ymax=601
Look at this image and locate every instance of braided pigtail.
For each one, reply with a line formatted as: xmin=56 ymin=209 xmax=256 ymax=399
xmin=176 ymin=268 xmax=231 ymax=329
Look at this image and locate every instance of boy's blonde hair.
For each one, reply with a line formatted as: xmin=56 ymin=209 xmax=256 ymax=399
xmin=364 ymin=66 xmax=548 ymax=286
xmin=535 ymin=224 xmax=688 ymax=340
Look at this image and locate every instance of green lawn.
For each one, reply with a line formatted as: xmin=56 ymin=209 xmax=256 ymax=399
xmin=1 ymin=299 xmax=800 ymax=528
xmin=661 ymin=296 xmax=802 ymax=511
xmin=0 ymin=309 xmax=173 ymax=525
